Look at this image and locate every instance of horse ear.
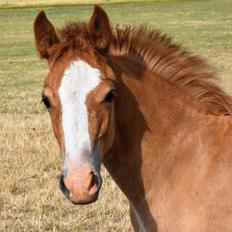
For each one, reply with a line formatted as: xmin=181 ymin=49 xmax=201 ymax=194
xmin=34 ymin=11 xmax=59 ymax=59
xmin=89 ymin=5 xmax=112 ymax=53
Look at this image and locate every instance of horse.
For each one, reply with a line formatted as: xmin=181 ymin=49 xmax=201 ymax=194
xmin=34 ymin=5 xmax=232 ymax=232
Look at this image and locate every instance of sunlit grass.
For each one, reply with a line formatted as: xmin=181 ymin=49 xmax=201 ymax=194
xmin=0 ymin=0 xmax=181 ymax=7
xmin=0 ymin=0 xmax=232 ymax=231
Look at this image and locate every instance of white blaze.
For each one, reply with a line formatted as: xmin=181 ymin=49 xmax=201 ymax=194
xmin=58 ymin=60 xmax=101 ymax=167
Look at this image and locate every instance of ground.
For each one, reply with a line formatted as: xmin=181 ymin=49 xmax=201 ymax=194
xmin=0 ymin=0 xmax=232 ymax=231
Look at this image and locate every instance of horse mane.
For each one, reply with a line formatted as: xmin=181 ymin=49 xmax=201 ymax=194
xmin=111 ymin=25 xmax=232 ymax=116
xmin=56 ymin=22 xmax=232 ymax=116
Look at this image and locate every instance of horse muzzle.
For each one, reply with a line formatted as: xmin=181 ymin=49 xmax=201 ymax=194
xmin=59 ymin=167 xmax=102 ymax=205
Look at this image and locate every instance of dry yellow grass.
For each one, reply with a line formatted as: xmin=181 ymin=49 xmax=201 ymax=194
xmin=0 ymin=114 xmax=130 ymax=231
xmin=1 ymin=1 xmax=232 ymax=231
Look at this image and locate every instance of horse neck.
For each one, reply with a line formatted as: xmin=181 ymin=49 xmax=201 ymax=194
xmin=103 ymin=54 xmax=232 ymax=230
xmin=104 ymin=58 xmax=208 ymax=215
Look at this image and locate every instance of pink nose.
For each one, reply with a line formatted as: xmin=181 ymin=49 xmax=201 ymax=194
xmin=59 ymin=168 xmax=101 ymax=205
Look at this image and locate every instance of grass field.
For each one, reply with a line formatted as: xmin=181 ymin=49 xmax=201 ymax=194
xmin=0 ymin=0 xmax=232 ymax=231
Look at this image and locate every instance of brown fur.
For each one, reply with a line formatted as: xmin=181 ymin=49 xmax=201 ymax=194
xmin=37 ymin=18 xmax=232 ymax=116
xmin=34 ymin=5 xmax=232 ymax=231
xmin=111 ymin=26 xmax=232 ymax=115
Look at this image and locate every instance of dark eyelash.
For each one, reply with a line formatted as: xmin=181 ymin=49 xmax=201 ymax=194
xmin=41 ymin=96 xmax=51 ymax=109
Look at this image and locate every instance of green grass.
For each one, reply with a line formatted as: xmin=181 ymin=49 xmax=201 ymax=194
xmin=1 ymin=1 xmax=232 ymax=231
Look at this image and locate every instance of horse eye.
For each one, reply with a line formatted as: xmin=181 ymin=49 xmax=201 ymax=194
xmin=104 ymin=90 xmax=115 ymax=104
xmin=41 ymin=96 xmax=51 ymax=109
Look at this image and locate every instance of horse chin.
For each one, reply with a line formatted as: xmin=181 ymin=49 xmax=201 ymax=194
xmin=69 ymin=191 xmax=100 ymax=205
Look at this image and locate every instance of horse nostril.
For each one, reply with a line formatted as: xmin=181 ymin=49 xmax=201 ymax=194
xmin=59 ymin=174 xmax=70 ymax=199
xmin=88 ymin=171 xmax=98 ymax=191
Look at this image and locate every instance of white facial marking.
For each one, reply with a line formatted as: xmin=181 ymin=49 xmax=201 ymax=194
xmin=58 ymin=60 xmax=101 ymax=169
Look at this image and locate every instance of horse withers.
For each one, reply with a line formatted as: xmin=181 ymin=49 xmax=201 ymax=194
xmin=34 ymin=5 xmax=232 ymax=232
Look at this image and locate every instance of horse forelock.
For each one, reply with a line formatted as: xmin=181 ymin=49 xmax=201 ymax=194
xmin=48 ymin=22 xmax=92 ymax=64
